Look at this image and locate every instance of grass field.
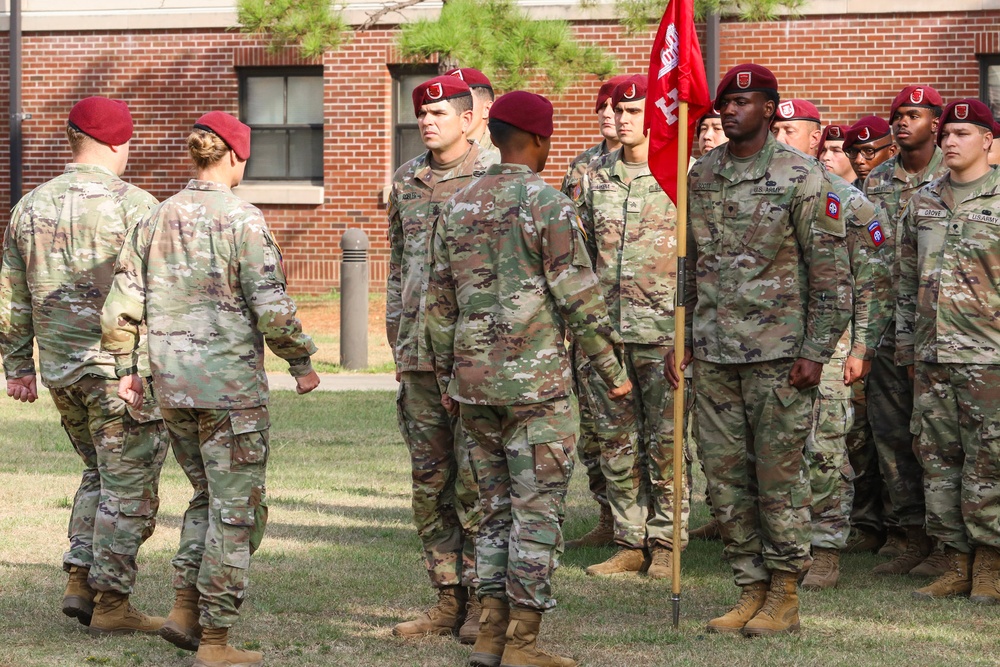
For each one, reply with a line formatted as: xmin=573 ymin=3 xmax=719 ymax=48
xmin=1 ymin=391 xmax=998 ymax=667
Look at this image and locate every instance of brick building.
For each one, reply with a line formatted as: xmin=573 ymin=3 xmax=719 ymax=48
xmin=1 ymin=0 xmax=999 ymax=293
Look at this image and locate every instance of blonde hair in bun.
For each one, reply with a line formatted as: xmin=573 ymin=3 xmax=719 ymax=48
xmin=187 ymin=129 xmax=230 ymax=169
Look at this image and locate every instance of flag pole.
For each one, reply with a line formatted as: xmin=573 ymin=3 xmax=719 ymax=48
xmin=671 ymin=98 xmax=688 ymax=630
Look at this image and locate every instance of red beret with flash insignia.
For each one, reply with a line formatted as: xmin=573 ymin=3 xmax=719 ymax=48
xmin=818 ymin=124 xmax=848 ymax=155
xmin=444 ymin=68 xmax=493 ymax=91
xmin=775 ymin=99 xmax=821 ymax=124
xmin=890 ymin=85 xmax=944 ymax=119
xmin=715 ymin=63 xmax=779 ymax=110
xmin=412 ymin=76 xmax=472 ymax=117
xmin=937 ymin=99 xmax=996 ymax=144
xmin=611 ymin=75 xmax=647 ymax=108
xmin=595 ymin=75 xmax=631 ymax=113
xmin=844 ymin=116 xmax=891 ymax=150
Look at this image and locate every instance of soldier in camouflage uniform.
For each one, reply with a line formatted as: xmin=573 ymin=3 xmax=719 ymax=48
xmin=668 ymin=65 xmax=852 ymax=636
xmin=445 ymin=68 xmax=500 ymax=163
xmin=558 ymin=74 xmax=628 ymax=550
xmin=427 ymin=90 xmax=632 ymax=667
xmin=101 ymin=111 xmax=319 ymax=667
xmin=0 ymin=97 xmax=168 ymax=636
xmin=771 ymin=99 xmax=894 ymax=589
xmin=845 ymin=116 xmax=897 ymax=190
xmin=386 ymin=75 xmax=495 ymax=643
xmin=863 ymin=85 xmax=949 ymax=577
xmin=576 ymin=74 xmax=688 ymax=579
xmin=897 ymin=99 xmax=1000 ymax=604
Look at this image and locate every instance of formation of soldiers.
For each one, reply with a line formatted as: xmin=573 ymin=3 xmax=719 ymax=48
xmin=0 ymin=100 xmax=318 ymax=667
xmin=2 ymin=59 xmax=1000 ymax=667
xmin=388 ymin=63 xmax=1000 ymax=665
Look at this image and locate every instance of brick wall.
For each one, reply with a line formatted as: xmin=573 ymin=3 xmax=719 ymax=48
xmin=0 ymin=11 xmax=998 ymax=293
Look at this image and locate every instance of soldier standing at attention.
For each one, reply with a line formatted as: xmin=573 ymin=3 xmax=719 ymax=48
xmin=101 ymin=111 xmax=319 ymax=667
xmin=863 ymin=85 xmax=949 ymax=578
xmin=386 ymin=75 xmax=495 ymax=643
xmin=697 ymin=109 xmax=727 ymax=155
xmin=559 ymin=73 xmax=628 ymax=551
xmin=446 ymin=67 xmax=500 ymax=162
xmin=771 ymin=99 xmax=893 ymax=589
xmin=577 ymin=74 xmax=687 ymax=580
xmin=0 ymin=96 xmax=168 ymax=636
xmin=896 ymin=99 xmax=1000 ymax=604
xmin=844 ymin=116 xmax=897 ymax=189
xmin=427 ymin=90 xmax=632 ymax=667
xmin=667 ymin=64 xmax=852 ymax=636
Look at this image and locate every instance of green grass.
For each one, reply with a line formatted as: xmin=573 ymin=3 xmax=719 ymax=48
xmin=1 ymin=392 xmax=998 ymax=666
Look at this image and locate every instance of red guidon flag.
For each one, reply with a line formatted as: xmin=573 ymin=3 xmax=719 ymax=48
xmin=644 ymin=0 xmax=712 ymax=205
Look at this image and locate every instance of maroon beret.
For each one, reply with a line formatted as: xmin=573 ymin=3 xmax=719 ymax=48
xmin=844 ymin=116 xmax=891 ymax=150
xmin=444 ymin=68 xmax=493 ymax=91
xmin=715 ymin=64 xmax=779 ymax=110
xmin=489 ymin=90 xmax=553 ymax=138
xmin=818 ymin=124 xmax=848 ymax=155
xmin=775 ymin=99 xmax=820 ymax=124
xmin=595 ymin=75 xmax=631 ymax=112
xmin=68 ymin=96 xmax=133 ymax=145
xmin=938 ymin=99 xmax=996 ymax=143
xmin=890 ymin=85 xmax=944 ymax=119
xmin=611 ymin=75 xmax=647 ymax=108
xmin=412 ymin=76 xmax=472 ymax=117
xmin=194 ymin=111 xmax=251 ymax=160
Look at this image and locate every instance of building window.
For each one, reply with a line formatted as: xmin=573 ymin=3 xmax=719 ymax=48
xmin=239 ymin=67 xmax=324 ymax=182
xmin=980 ymin=55 xmax=1000 ymax=119
xmin=391 ymin=65 xmax=438 ymax=172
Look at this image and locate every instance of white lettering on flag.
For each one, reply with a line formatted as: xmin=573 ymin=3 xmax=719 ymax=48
xmin=656 ymin=88 xmax=680 ymax=125
xmin=658 ymin=24 xmax=679 ymax=78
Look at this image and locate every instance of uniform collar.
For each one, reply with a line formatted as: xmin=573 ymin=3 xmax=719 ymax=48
xmin=891 ymin=145 xmax=944 ymax=187
xmin=186 ymin=179 xmax=233 ymax=193
xmin=714 ymin=133 xmax=777 ymax=183
xmin=64 ymin=163 xmax=117 ymax=178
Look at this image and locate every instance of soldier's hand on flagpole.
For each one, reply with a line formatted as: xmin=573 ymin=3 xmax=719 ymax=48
xmin=664 ymin=347 xmax=693 ymax=389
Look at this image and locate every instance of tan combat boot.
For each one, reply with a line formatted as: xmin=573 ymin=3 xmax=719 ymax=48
xmin=705 ymin=581 xmax=768 ymax=634
xmin=88 ymin=590 xmax=165 ymax=636
xmin=877 ymin=528 xmax=909 ymax=558
xmin=645 ymin=545 xmax=673 ymax=580
xmin=909 ymin=543 xmax=951 ymax=578
xmin=159 ymin=586 xmax=202 ymax=651
xmin=873 ymin=526 xmax=931 ymax=575
xmin=499 ymin=607 xmax=576 ymax=667
xmin=801 ymin=548 xmax=840 ymax=590
xmin=565 ymin=506 xmax=614 ymax=549
xmin=689 ymin=519 xmax=721 ymax=541
xmin=469 ymin=597 xmax=509 ymax=667
xmin=912 ymin=548 xmax=972 ymax=599
xmin=193 ymin=627 xmax=263 ymax=667
xmin=459 ymin=590 xmax=483 ymax=645
xmin=392 ymin=585 xmax=466 ymax=637
xmin=844 ymin=530 xmax=884 ymax=554
xmin=62 ymin=565 xmax=96 ymax=626
xmin=742 ymin=571 xmax=801 ymax=637
xmin=584 ymin=547 xmax=647 ymax=577
xmin=970 ymin=546 xmax=1000 ymax=605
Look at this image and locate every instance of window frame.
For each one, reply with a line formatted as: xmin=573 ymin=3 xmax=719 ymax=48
xmin=390 ymin=64 xmax=438 ymax=173
xmin=238 ymin=66 xmax=325 ymax=183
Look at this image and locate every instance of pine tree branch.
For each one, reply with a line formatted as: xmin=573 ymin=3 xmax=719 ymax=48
xmin=358 ymin=0 xmax=430 ymax=31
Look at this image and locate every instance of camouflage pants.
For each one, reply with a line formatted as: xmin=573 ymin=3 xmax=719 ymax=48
xmin=462 ymin=397 xmax=575 ymax=611
xmin=161 ymin=406 xmax=270 ymax=629
xmin=867 ymin=333 xmax=925 ymax=528
xmin=912 ymin=363 xmax=1000 ymax=552
xmin=693 ymin=358 xmax=814 ymax=584
xmin=50 ymin=374 xmax=168 ymax=594
xmin=846 ymin=380 xmax=890 ymax=536
xmin=571 ymin=341 xmax=607 ymax=509
xmin=585 ymin=343 xmax=689 ymax=550
xmin=397 ymin=371 xmax=480 ymax=589
xmin=806 ymin=358 xmax=855 ymax=550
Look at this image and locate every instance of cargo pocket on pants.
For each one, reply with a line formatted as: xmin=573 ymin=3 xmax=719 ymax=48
xmin=230 ymin=407 xmax=270 ymax=469
xmin=111 ymin=497 xmax=153 ymax=555
xmin=527 ymin=420 xmax=574 ymax=491
xmin=975 ymin=420 xmax=1000 ymax=479
xmin=220 ymin=505 xmax=255 ymax=569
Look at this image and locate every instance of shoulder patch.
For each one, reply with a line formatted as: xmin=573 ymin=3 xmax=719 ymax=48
xmin=867 ymin=220 xmax=885 ymax=247
xmin=825 ymin=192 xmax=841 ymax=220
xmin=917 ymin=208 xmax=947 ymax=218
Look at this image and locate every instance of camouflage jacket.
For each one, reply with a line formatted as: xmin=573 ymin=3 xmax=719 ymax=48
xmin=579 ymin=149 xmax=678 ymax=346
xmin=386 ymin=142 xmax=495 ymax=373
xmin=426 ymin=163 xmax=628 ymax=405
xmin=896 ymin=168 xmax=1000 ymax=366
xmin=560 ymin=140 xmax=612 ymax=203
xmin=832 ymin=175 xmax=893 ymax=361
xmin=0 ymin=163 xmax=157 ymax=388
xmin=863 ymin=147 xmax=947 ymax=349
xmin=685 ymin=134 xmax=852 ymax=364
xmin=475 ymin=129 xmax=501 ymax=165
xmin=101 ymin=179 xmax=316 ymax=409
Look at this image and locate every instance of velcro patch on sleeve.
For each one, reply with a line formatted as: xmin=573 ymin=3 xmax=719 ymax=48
xmin=867 ymin=220 xmax=885 ymax=247
xmin=826 ymin=192 xmax=841 ymax=220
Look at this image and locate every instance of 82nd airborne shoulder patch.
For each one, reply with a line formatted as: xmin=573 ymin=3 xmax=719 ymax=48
xmin=867 ymin=219 xmax=885 ymax=247
xmin=826 ymin=192 xmax=840 ymax=220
